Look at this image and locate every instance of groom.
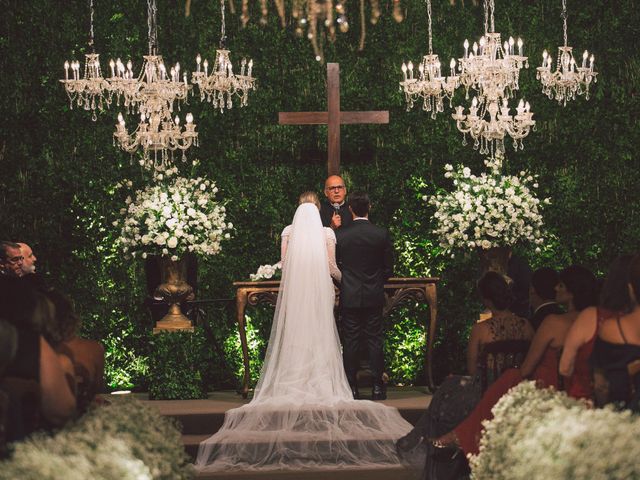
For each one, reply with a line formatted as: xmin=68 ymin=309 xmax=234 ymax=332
xmin=336 ymin=192 xmax=394 ymax=400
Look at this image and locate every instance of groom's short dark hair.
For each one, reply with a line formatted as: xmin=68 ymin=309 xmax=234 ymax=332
xmin=349 ymin=192 xmax=370 ymax=217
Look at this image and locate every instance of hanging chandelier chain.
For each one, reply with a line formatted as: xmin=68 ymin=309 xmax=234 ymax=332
xmin=426 ymin=0 xmax=433 ymax=54
xmin=562 ymin=0 xmax=568 ymax=47
xmin=483 ymin=0 xmax=489 ymax=34
xmin=147 ymin=0 xmax=158 ymax=55
xmin=89 ymin=0 xmax=95 ymax=49
xmin=220 ymin=0 xmax=227 ymax=48
xmin=489 ymin=0 xmax=495 ymax=33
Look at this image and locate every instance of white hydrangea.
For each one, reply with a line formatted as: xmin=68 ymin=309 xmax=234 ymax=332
xmin=114 ymin=176 xmax=233 ymax=259
xmin=429 ymin=155 xmax=549 ymax=253
xmin=470 ymin=381 xmax=640 ymax=480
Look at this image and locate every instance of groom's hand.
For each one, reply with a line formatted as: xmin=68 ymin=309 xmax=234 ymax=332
xmin=331 ymin=212 xmax=342 ymax=229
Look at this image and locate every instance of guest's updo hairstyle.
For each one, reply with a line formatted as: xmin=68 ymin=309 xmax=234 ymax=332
xmin=299 ymin=191 xmax=320 ymax=209
xmin=559 ymin=265 xmax=597 ymax=311
xmin=628 ymin=254 xmax=640 ymax=303
xmin=599 ymin=255 xmax=634 ymax=313
xmin=477 ymin=271 xmax=514 ymax=310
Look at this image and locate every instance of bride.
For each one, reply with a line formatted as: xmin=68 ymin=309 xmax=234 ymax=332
xmin=195 ymin=192 xmax=415 ymax=471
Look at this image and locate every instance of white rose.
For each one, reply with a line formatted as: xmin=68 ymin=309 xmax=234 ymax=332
xmin=481 ymin=239 xmax=491 ymax=249
xmin=155 ymin=235 xmax=166 ymax=246
xmin=167 ymin=237 xmax=178 ymax=249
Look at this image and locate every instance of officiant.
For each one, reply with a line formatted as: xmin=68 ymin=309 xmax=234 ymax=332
xmin=320 ymin=175 xmax=353 ymax=230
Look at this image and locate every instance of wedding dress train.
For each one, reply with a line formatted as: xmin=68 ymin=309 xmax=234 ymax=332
xmin=195 ymin=203 xmax=415 ymax=471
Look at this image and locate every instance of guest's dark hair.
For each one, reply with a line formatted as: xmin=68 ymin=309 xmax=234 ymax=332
xmin=348 ymin=192 xmax=370 ymax=217
xmin=629 ymin=254 xmax=640 ymax=302
xmin=478 ymin=271 xmax=514 ymax=310
xmin=531 ymin=267 xmax=559 ymax=301
xmin=559 ymin=265 xmax=597 ymax=311
xmin=0 ymin=241 xmax=20 ymax=261
xmin=599 ymin=255 xmax=634 ymax=313
xmin=42 ymin=289 xmax=81 ymax=347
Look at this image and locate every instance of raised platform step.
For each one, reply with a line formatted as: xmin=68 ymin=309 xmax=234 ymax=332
xmin=195 ymin=464 xmax=420 ymax=480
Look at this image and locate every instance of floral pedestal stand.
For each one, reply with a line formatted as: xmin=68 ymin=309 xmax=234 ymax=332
xmin=153 ymin=256 xmax=194 ymax=333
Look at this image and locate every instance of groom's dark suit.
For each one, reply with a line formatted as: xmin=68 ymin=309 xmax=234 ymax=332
xmin=336 ymin=218 xmax=394 ymax=394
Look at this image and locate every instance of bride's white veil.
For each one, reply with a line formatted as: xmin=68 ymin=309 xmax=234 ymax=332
xmin=253 ymin=202 xmax=350 ymax=403
xmin=195 ymin=202 xmax=417 ymax=471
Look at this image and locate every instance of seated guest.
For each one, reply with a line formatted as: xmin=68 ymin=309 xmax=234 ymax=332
xmin=529 ymin=267 xmax=563 ymax=331
xmin=591 ymin=254 xmax=640 ymax=410
xmin=507 ymin=250 xmax=533 ymax=319
xmin=0 ymin=277 xmax=76 ymax=436
xmin=560 ymin=255 xmax=635 ymax=399
xmin=41 ymin=289 xmax=105 ymax=413
xmin=0 ymin=241 xmax=24 ymax=278
xmin=17 ymin=243 xmax=37 ymax=276
xmin=433 ymin=265 xmax=597 ymax=457
xmin=0 ymin=319 xmax=18 ymax=375
xmin=396 ymin=272 xmax=533 ymax=456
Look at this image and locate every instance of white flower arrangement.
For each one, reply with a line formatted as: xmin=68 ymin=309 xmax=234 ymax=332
xmin=470 ymin=381 xmax=640 ymax=480
xmin=113 ymin=176 xmax=233 ymax=260
xmin=1 ymin=398 xmax=193 ymax=480
xmin=427 ymin=154 xmax=549 ymax=253
xmin=250 ymin=261 xmax=282 ymax=281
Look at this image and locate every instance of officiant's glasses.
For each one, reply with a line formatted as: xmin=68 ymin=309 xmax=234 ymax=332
xmin=326 ymin=185 xmax=345 ymax=192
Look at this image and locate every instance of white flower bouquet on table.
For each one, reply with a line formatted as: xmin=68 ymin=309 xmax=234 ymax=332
xmin=114 ymin=175 xmax=233 ymax=260
xmin=250 ymin=261 xmax=282 ymax=281
xmin=427 ymin=154 xmax=549 ymax=254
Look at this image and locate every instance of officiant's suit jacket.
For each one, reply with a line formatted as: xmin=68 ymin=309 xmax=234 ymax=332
xmin=335 ymin=219 xmax=394 ymax=309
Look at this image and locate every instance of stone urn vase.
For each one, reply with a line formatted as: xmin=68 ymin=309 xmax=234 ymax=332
xmin=477 ymin=246 xmax=511 ymax=278
xmin=153 ymin=256 xmax=194 ymax=333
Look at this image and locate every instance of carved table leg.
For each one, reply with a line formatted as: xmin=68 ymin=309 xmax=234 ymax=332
xmin=425 ymin=284 xmax=438 ymax=392
xmin=236 ymin=289 xmax=251 ymax=399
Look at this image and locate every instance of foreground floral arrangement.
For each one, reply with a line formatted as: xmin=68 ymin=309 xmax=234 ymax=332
xmin=470 ymin=381 xmax=640 ymax=479
xmin=249 ymin=261 xmax=282 ymax=281
xmin=114 ymin=175 xmax=233 ymax=260
xmin=428 ymin=154 xmax=549 ymax=253
xmin=0 ymin=398 xmax=193 ymax=480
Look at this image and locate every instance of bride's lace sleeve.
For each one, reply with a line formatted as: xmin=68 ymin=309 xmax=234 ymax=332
xmin=281 ymin=225 xmax=292 ymax=264
xmin=325 ymin=228 xmax=341 ymax=282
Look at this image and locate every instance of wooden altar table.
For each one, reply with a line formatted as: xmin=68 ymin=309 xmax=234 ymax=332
xmin=233 ymin=277 xmax=439 ymax=398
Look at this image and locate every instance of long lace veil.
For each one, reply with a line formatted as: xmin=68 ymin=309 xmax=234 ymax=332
xmin=196 ymin=203 xmax=417 ymax=471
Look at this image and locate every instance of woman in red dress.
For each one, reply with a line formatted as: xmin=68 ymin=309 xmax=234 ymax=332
xmin=560 ymin=255 xmax=634 ymax=400
xmin=434 ymin=265 xmax=597 ymax=457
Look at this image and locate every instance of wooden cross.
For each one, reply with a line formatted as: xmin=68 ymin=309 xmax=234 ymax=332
xmin=278 ymin=63 xmax=389 ymax=176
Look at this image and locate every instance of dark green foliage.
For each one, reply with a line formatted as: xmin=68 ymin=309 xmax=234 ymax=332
xmin=1 ymin=0 xmax=639 ymax=391
xmin=148 ymin=330 xmax=207 ymax=400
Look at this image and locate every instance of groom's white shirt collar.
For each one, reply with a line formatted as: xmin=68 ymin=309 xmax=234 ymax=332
xmin=354 ymin=216 xmax=368 ymax=221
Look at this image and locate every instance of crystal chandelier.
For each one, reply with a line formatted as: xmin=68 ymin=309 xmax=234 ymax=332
xmin=451 ymin=0 xmax=534 ymax=155
xmin=452 ymin=96 xmax=535 ymax=155
xmin=60 ymin=0 xmax=111 ymax=121
xmin=457 ymin=0 xmax=528 ymax=104
xmin=536 ymin=0 xmax=597 ymax=106
xmin=109 ymin=0 xmax=197 ymax=170
xmin=192 ymin=0 xmax=256 ymax=113
xmin=399 ymin=0 xmax=459 ymax=119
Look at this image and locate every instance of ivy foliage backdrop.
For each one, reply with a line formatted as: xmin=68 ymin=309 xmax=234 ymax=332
xmin=1 ymin=0 xmax=639 ymax=390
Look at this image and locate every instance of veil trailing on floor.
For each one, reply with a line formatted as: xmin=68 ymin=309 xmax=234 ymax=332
xmin=195 ymin=203 xmax=417 ymax=471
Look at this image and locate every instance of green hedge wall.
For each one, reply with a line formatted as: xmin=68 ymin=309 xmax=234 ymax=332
xmin=1 ymin=0 xmax=639 ymax=391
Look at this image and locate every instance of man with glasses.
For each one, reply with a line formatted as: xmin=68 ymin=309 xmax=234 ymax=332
xmin=0 ymin=241 xmax=24 ymax=277
xmin=320 ymin=175 xmax=353 ymax=230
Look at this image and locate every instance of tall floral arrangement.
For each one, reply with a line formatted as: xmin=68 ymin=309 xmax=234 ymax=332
xmin=114 ymin=175 xmax=233 ymax=260
xmin=428 ymin=155 xmax=549 ymax=254
xmin=470 ymin=381 xmax=640 ymax=480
